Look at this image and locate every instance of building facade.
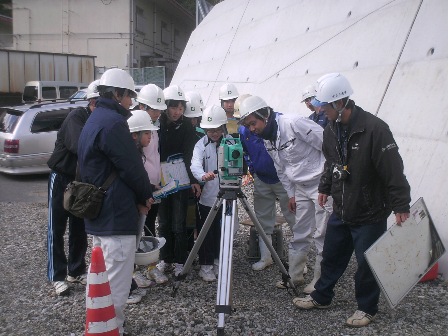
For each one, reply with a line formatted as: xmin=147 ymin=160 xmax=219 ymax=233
xmin=11 ymin=0 xmax=195 ymax=84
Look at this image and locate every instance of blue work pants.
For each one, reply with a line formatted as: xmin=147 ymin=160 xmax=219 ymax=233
xmin=311 ymin=213 xmax=386 ymax=315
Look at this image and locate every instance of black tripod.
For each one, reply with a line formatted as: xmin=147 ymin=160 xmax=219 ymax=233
xmin=172 ymin=183 xmax=298 ymax=335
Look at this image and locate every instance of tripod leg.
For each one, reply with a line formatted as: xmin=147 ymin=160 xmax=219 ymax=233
xmin=216 ymin=199 xmax=237 ymax=333
xmin=239 ymin=196 xmax=299 ymax=296
xmin=171 ymin=197 xmax=223 ymax=297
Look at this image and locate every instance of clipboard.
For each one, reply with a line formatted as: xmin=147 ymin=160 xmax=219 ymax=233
xmin=364 ymin=197 xmax=445 ymax=309
xmin=152 ymin=180 xmax=178 ymax=200
xmin=160 ymin=153 xmax=191 ymax=193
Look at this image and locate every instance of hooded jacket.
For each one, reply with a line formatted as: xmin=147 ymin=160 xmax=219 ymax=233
xmin=318 ymin=101 xmax=411 ymax=224
xmin=77 ymin=97 xmax=153 ymax=236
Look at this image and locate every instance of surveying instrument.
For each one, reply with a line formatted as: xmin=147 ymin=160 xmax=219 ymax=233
xmin=172 ymin=138 xmax=298 ymax=335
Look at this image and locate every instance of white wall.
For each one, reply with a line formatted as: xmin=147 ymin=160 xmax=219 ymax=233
xmin=172 ymin=0 xmax=448 ymax=276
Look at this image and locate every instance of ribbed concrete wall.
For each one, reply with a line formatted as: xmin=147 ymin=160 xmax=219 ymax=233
xmin=171 ymin=0 xmax=448 ymax=275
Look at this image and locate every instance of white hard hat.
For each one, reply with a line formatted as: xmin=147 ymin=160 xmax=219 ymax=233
xmin=163 ymin=85 xmax=187 ymax=101
xmin=219 ymin=83 xmax=239 ymax=100
xmin=127 ymin=110 xmax=159 ymax=133
xmin=186 ymin=91 xmax=204 ymax=107
xmin=233 ymin=93 xmax=252 ymax=118
xmin=98 ymin=68 xmax=137 ymax=98
xmin=312 ymin=73 xmax=353 ymax=107
xmin=185 ymin=91 xmax=204 ymax=118
xmin=86 ymin=80 xmax=100 ymax=99
xmin=301 ymin=84 xmax=316 ymax=102
xmin=136 ymin=84 xmax=167 ymax=110
xmin=200 ymin=105 xmax=227 ymax=128
xmin=135 ymin=236 xmax=166 ymax=265
xmin=239 ymin=95 xmax=268 ymax=121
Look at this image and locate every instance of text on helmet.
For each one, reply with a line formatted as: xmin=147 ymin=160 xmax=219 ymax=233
xmin=332 ymin=90 xmax=347 ymax=99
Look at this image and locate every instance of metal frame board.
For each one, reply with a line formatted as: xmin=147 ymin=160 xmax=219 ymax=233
xmin=365 ymin=197 xmax=445 ymax=309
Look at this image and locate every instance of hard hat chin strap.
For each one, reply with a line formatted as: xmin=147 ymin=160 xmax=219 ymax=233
xmin=332 ymin=98 xmax=349 ymax=123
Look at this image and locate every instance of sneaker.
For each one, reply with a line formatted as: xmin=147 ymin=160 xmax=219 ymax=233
xmin=146 ymin=266 xmax=168 ymax=284
xmin=126 ymin=288 xmax=147 ymax=305
xmin=292 ymin=295 xmax=331 ymax=309
xmin=276 ymin=279 xmax=305 ymax=289
xmin=52 ymin=281 xmax=69 ymax=296
xmin=346 ymin=310 xmax=375 ymax=327
xmin=174 ymin=263 xmax=184 ymax=277
xmin=199 ymin=265 xmax=216 ymax=282
xmin=66 ymin=273 xmax=87 ymax=285
xmin=133 ymin=270 xmax=155 ymax=288
xmin=252 ymin=258 xmax=273 ymax=271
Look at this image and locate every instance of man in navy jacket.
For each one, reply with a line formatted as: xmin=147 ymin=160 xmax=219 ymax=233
xmin=78 ymin=69 xmax=154 ymax=335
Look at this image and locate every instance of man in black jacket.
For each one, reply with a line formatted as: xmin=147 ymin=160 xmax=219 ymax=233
xmin=293 ymin=73 xmax=411 ymax=328
xmin=46 ymin=80 xmax=99 ymax=295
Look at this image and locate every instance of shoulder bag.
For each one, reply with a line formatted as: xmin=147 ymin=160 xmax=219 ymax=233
xmin=63 ymin=171 xmax=117 ymax=219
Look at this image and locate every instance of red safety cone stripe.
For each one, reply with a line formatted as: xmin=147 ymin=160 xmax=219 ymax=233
xmin=87 ymin=283 xmax=112 ymax=298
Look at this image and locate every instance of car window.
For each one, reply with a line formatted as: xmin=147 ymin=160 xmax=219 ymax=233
xmin=68 ymin=90 xmax=87 ymax=100
xmin=42 ymin=87 xmax=57 ymax=99
xmin=0 ymin=108 xmax=23 ymax=133
xmin=31 ymin=108 xmax=71 ymax=133
xmin=60 ymin=86 xmax=78 ymax=99
xmin=23 ymin=86 xmax=38 ymax=102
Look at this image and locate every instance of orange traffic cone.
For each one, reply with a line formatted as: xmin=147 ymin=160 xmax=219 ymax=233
xmin=85 ymin=246 xmax=119 ymax=336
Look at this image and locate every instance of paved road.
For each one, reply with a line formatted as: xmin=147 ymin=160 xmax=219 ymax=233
xmin=0 ymin=172 xmax=49 ymax=203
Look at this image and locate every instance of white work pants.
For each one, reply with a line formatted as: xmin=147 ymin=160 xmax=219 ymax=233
xmin=91 ymin=235 xmax=136 ymax=336
xmin=290 ymin=178 xmax=331 ymax=254
xmin=253 ymin=175 xmax=295 ymax=234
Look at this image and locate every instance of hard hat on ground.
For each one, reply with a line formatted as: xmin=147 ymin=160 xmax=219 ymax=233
xmin=200 ymin=105 xmax=227 ymax=128
xmin=239 ymin=95 xmax=269 ymax=121
xmin=86 ymin=80 xmax=100 ymax=99
xmin=233 ymin=94 xmax=252 ymax=118
xmin=97 ymin=68 xmax=137 ymax=98
xmin=127 ymin=110 xmax=159 ymax=132
xmin=301 ymin=84 xmax=316 ymax=102
xmin=163 ymin=85 xmax=187 ymax=101
xmin=312 ymin=73 xmax=353 ymax=107
xmin=185 ymin=91 xmax=204 ymax=118
xmin=135 ymin=236 xmax=166 ymax=265
xmin=136 ymin=84 xmax=167 ymax=110
xmin=219 ymin=83 xmax=239 ymax=100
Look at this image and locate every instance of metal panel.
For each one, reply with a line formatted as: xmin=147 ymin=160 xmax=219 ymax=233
xmin=24 ymin=53 xmax=39 ymax=85
xmin=68 ymin=56 xmax=82 ymax=83
xmin=0 ymin=51 xmax=9 ymax=93
xmin=39 ymin=54 xmax=55 ymax=81
xmin=8 ymin=52 xmax=25 ymax=93
xmin=54 ymin=54 xmax=68 ymax=81
xmin=365 ymin=198 xmax=445 ymax=309
xmin=81 ymin=57 xmax=95 ymax=83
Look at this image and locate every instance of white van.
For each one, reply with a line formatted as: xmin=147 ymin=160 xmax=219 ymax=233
xmin=22 ymin=81 xmax=88 ymax=104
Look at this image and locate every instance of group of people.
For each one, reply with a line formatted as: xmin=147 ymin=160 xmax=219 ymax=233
xmin=46 ymin=69 xmax=411 ymax=334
